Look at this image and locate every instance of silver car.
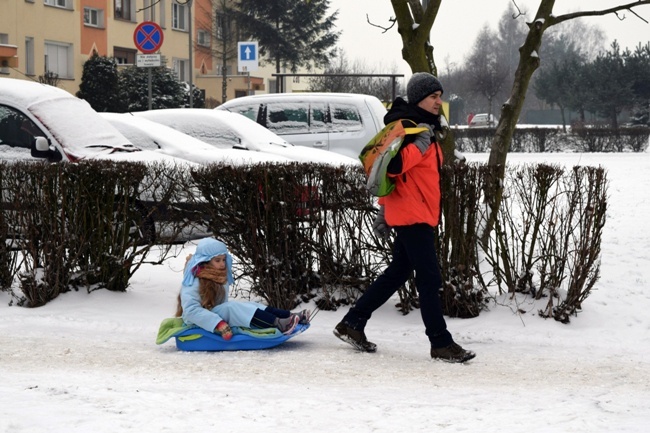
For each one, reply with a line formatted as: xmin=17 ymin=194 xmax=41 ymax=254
xmin=217 ymin=93 xmax=387 ymax=159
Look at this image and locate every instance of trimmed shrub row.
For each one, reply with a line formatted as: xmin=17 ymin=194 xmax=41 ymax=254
xmin=1 ymin=159 xmax=607 ymax=323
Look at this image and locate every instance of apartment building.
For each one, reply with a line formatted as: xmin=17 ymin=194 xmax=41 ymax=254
xmin=0 ymin=0 xmax=311 ymax=103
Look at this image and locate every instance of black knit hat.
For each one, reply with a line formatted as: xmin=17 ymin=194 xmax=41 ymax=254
xmin=407 ymin=72 xmax=444 ymax=105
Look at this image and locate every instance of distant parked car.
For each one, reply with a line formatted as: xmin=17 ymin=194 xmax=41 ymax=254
xmin=216 ymin=93 xmax=387 ymax=159
xmin=100 ymin=112 xmax=292 ymax=166
xmin=133 ymin=108 xmax=359 ymax=219
xmin=469 ymin=113 xmax=497 ymax=128
xmin=133 ymin=108 xmax=359 ymax=166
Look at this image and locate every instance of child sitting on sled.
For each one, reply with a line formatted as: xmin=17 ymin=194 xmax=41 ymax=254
xmin=175 ymin=237 xmax=310 ymax=340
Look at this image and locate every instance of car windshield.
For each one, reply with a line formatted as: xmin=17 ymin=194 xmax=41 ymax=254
xmin=148 ymin=114 xmax=242 ymax=149
xmin=142 ymin=111 xmax=292 ymax=150
xmin=29 ymin=97 xmax=136 ymax=157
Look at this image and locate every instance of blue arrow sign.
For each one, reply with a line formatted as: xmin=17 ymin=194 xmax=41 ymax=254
xmin=239 ymin=43 xmax=256 ymax=61
xmin=237 ymin=41 xmax=259 ymax=72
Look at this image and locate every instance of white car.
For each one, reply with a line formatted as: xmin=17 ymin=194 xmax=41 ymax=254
xmin=0 ymin=77 xmax=206 ymax=243
xmin=469 ymin=113 xmax=497 ymax=128
xmin=0 ymin=77 xmax=189 ymax=166
xmin=132 ymin=108 xmax=360 ymax=166
xmin=216 ymin=93 xmax=387 ymax=159
xmin=100 ymin=112 xmax=292 ymax=166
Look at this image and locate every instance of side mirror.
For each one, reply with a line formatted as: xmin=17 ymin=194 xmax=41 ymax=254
xmin=34 ymin=136 xmax=49 ymax=151
xmin=31 ymin=136 xmax=51 ymax=158
xmin=31 ymin=136 xmax=62 ymax=161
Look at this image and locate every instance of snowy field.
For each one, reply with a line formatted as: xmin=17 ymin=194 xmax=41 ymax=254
xmin=1 ymin=152 xmax=649 ymax=433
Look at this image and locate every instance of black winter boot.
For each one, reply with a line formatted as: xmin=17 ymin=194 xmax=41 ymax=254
xmin=430 ymin=342 xmax=476 ymax=363
xmin=333 ymin=321 xmax=377 ymax=352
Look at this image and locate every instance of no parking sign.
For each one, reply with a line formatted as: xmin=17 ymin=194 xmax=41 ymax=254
xmin=133 ymin=21 xmax=164 ymax=54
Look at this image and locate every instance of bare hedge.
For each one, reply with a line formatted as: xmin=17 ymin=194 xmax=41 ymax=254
xmin=1 ymin=159 xmax=608 ymax=323
xmin=453 ymin=127 xmax=649 ymax=153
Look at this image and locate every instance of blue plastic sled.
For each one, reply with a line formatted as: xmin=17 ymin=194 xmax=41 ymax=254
xmin=174 ymin=324 xmax=309 ymax=351
xmin=156 ymin=317 xmax=309 ymax=352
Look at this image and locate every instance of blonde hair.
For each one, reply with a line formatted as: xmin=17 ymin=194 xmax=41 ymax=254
xmin=175 ymin=257 xmax=227 ymax=317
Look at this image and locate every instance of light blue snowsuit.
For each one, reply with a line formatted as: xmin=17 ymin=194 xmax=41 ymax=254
xmin=180 ymin=238 xmax=265 ymax=333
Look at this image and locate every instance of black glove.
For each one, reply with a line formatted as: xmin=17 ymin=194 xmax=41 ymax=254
xmin=412 ymin=123 xmax=433 ymax=155
xmin=372 ymin=206 xmax=391 ymax=239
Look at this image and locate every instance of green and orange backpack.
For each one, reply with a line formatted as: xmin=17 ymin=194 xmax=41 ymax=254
xmin=358 ymin=120 xmax=428 ymax=197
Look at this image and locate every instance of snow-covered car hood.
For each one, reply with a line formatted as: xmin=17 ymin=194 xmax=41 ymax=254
xmin=0 ymin=78 xmax=192 ymax=165
xmin=28 ymin=98 xmax=143 ymax=161
xmin=101 ymin=112 xmax=291 ymax=165
xmin=134 ymin=108 xmax=359 ymax=166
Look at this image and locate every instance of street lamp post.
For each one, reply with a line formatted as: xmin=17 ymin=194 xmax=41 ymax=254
xmin=188 ymin=0 xmax=193 ymax=108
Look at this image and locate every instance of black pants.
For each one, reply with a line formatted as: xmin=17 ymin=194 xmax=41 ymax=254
xmin=342 ymin=224 xmax=453 ymax=348
xmin=250 ymin=306 xmax=291 ymax=329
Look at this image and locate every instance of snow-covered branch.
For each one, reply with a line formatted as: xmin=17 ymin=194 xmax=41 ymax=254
xmin=550 ymin=0 xmax=650 ymax=27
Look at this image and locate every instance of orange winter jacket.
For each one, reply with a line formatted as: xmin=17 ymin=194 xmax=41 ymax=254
xmin=378 ymin=135 xmax=443 ymax=228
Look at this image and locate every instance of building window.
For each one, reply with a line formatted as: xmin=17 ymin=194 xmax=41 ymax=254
xmin=216 ymin=13 xmax=229 ymax=41
xmin=0 ymin=34 xmax=8 ymax=74
xmin=83 ymin=7 xmax=104 ymax=28
xmin=115 ymin=0 xmax=132 ymax=21
xmin=173 ymin=58 xmax=189 ymax=82
xmin=159 ymin=0 xmax=166 ymax=28
xmin=268 ymin=78 xmax=278 ymax=94
xmin=44 ymin=0 xmax=70 ymax=8
xmin=218 ymin=64 xmax=232 ymax=76
xmin=25 ymin=37 xmax=35 ymax=75
xmin=197 ymin=30 xmax=210 ymax=47
xmin=44 ymin=41 xmax=73 ymax=79
xmin=172 ymin=2 xmax=188 ymax=31
xmin=114 ymin=47 xmax=136 ymax=65
xmin=143 ymin=0 xmax=155 ymax=22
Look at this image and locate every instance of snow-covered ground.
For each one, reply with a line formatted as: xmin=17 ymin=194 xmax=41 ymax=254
xmin=1 ymin=152 xmax=649 ymax=433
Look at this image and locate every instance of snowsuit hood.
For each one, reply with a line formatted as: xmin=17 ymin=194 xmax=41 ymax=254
xmin=182 ymin=238 xmax=234 ymax=287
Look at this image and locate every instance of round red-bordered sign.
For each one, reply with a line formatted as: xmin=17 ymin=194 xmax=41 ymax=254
xmin=133 ymin=21 xmax=164 ymax=54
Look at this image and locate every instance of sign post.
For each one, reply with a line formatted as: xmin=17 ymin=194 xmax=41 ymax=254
xmin=134 ymin=22 xmax=164 ymax=110
xmin=238 ymin=41 xmax=258 ymax=96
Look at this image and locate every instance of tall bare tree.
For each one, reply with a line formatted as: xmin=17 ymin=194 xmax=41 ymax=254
xmin=194 ymin=0 xmax=239 ymax=104
xmin=390 ymin=0 xmax=443 ymax=74
xmin=483 ymin=0 xmax=650 ymax=242
xmin=388 ymin=0 xmax=650 ymax=240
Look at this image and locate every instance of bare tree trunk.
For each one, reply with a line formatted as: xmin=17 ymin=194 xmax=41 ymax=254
xmin=390 ymin=0 xmax=461 ymax=161
xmin=387 ymin=0 xmax=650 ymax=242
xmin=390 ymin=0 xmax=442 ymax=74
xmin=481 ymin=2 xmax=548 ymax=243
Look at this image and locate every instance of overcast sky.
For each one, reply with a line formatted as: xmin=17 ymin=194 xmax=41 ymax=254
xmin=328 ymin=0 xmax=650 ymax=81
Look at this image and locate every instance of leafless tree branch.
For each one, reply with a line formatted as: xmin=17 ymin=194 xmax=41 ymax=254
xmin=551 ymin=0 xmax=650 ymax=26
xmin=136 ymin=0 xmax=163 ymax=13
xmin=511 ymin=0 xmax=524 ymax=19
xmin=366 ymin=14 xmax=397 ymax=34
